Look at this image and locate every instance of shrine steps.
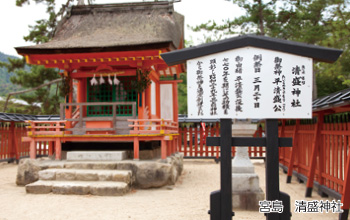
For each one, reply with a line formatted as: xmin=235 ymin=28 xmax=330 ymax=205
xmin=26 ymin=180 xmax=130 ymax=196
xmin=20 ymin=153 xmax=184 ymax=196
xmin=25 ymin=166 xmax=132 ymax=196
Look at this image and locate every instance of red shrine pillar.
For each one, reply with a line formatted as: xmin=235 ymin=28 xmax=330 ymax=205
xmin=65 ymin=71 xmax=73 ymax=134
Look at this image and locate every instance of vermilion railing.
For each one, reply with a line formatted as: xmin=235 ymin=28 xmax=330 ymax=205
xmin=128 ymin=119 xmax=178 ymax=134
xmin=23 ymin=120 xmax=66 ymax=159
xmin=178 ymin=123 xmax=266 ymax=159
xmin=25 ymin=120 xmax=66 ymax=136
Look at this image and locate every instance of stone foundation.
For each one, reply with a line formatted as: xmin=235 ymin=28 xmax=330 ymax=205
xmin=16 ymin=153 xmax=184 ymax=190
xmin=232 ymin=190 xmax=265 ymax=210
xmin=231 ymin=173 xmax=265 ymax=210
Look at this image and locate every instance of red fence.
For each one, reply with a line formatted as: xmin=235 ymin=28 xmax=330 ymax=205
xmin=279 ymin=115 xmax=350 ymax=197
xmin=178 ymin=123 xmax=265 ymax=159
xmin=279 ymin=113 xmax=350 ymax=218
xmin=0 ymin=121 xmax=49 ymax=162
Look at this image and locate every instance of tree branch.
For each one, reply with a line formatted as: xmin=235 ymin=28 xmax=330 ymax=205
xmin=3 ymin=78 xmax=62 ymax=112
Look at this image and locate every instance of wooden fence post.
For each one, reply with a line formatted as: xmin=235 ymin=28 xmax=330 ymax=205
xmin=305 ymin=113 xmax=323 ymax=197
xmin=178 ymin=126 xmax=183 ymax=154
xmin=183 ymin=126 xmax=188 ymax=157
xmin=133 ymin=137 xmax=139 ymax=160
xmin=287 ymin=119 xmax=300 ymax=183
xmin=161 ymin=139 xmax=167 ymax=160
xmin=340 ymin=145 xmax=350 ymax=220
xmin=215 ymin=122 xmax=220 ymax=159
xmin=55 ymin=138 xmax=61 ymax=160
xmin=10 ymin=122 xmax=19 ymax=161
xmin=194 ymin=125 xmax=198 ymax=157
xmin=30 ymin=139 xmax=36 ymax=159
xmin=189 ymin=125 xmax=193 ymax=156
xmin=48 ymin=141 xmax=54 ymax=156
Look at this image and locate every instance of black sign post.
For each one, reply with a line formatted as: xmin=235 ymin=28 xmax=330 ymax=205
xmin=208 ymin=119 xmax=234 ymax=220
xmin=207 ymin=119 xmax=293 ymax=220
xmin=161 ymin=35 xmax=343 ymax=220
xmin=264 ymin=119 xmax=291 ymax=220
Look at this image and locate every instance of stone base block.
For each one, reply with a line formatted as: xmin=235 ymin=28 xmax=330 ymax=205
xmin=26 ymin=180 xmax=53 ymax=194
xmin=90 ymin=182 xmax=129 ymax=196
xmin=52 ymin=181 xmax=90 ymax=195
xmin=232 ymin=165 xmax=255 ymax=174
xmin=38 ymin=169 xmax=132 ymax=184
xmin=232 ymin=173 xmax=265 ymax=211
xmin=67 ymin=151 xmax=127 ymax=161
xmin=232 ymin=173 xmax=261 ymax=192
xmin=232 ymin=190 xmax=265 ymax=211
xmin=26 ymin=180 xmax=129 ymax=196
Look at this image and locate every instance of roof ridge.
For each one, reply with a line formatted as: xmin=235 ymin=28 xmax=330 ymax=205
xmin=71 ymin=1 xmax=175 ymax=15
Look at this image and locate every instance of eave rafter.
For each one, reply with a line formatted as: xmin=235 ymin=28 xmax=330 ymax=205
xmin=22 ymin=48 xmax=182 ymax=78
xmin=24 ymin=50 xmax=166 ymax=69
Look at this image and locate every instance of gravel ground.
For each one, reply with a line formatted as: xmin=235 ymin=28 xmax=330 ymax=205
xmin=0 ymin=159 xmax=340 ymax=220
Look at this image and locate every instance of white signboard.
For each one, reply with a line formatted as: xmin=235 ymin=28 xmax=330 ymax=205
xmin=187 ymin=47 xmax=313 ymax=119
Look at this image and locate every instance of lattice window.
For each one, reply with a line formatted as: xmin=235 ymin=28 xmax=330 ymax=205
xmin=87 ymin=76 xmax=137 ymax=116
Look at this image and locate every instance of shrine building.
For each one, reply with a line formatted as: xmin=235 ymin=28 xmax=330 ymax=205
xmin=15 ymin=1 xmax=184 ymax=160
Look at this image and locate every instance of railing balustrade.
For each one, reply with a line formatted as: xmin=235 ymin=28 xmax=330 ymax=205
xmin=60 ymin=102 xmax=137 ymax=133
xmin=128 ymin=119 xmax=178 ymax=134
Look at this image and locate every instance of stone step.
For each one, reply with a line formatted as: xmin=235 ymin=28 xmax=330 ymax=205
xmin=39 ymin=169 xmax=132 ymax=184
xmin=26 ymin=180 xmax=130 ymax=196
xmin=67 ymin=151 xmax=127 ymax=161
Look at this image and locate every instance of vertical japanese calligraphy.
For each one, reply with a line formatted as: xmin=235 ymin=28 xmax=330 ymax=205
xmin=291 ymin=65 xmax=306 ymax=108
xmin=272 ymin=57 xmax=283 ymax=112
xmin=253 ymin=54 xmax=262 ymax=108
xmin=196 ymin=61 xmax=204 ymax=116
xmin=235 ymin=56 xmax=243 ymax=112
xmin=222 ymin=58 xmax=230 ymax=115
xmin=209 ymin=59 xmax=218 ymax=115
xmin=186 ymin=47 xmax=312 ymax=119
xmin=235 ymin=56 xmax=243 ymax=73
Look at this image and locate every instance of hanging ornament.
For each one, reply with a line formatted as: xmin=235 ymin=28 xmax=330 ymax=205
xmin=113 ymin=74 xmax=120 ymax=85
xmin=108 ymin=75 xmax=113 ymax=85
xmin=90 ymin=74 xmax=98 ymax=86
xmin=99 ymin=74 xmax=105 ymax=84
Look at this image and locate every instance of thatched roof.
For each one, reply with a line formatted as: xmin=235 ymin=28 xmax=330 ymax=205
xmin=16 ymin=1 xmax=184 ymax=54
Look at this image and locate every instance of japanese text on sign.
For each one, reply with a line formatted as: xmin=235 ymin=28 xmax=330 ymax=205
xmin=187 ymin=47 xmax=312 ymax=119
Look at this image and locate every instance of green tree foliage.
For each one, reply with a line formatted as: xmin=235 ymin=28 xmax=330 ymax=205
xmin=0 ymin=0 xmax=94 ymax=114
xmin=192 ymin=0 xmax=350 ymax=98
xmin=15 ymin=0 xmax=93 ymax=43
xmin=0 ymin=100 xmax=41 ymax=115
xmin=0 ymin=56 xmax=62 ymax=114
xmin=178 ymin=72 xmax=187 ymax=114
xmin=0 ymin=52 xmax=23 ymax=97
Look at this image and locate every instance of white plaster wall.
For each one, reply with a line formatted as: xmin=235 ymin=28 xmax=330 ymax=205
xmin=160 ymin=84 xmax=173 ymax=120
xmin=151 ymin=80 xmax=156 ymax=115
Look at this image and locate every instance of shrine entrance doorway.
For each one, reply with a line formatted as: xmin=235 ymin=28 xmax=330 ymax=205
xmin=87 ymin=76 xmax=138 ymax=117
